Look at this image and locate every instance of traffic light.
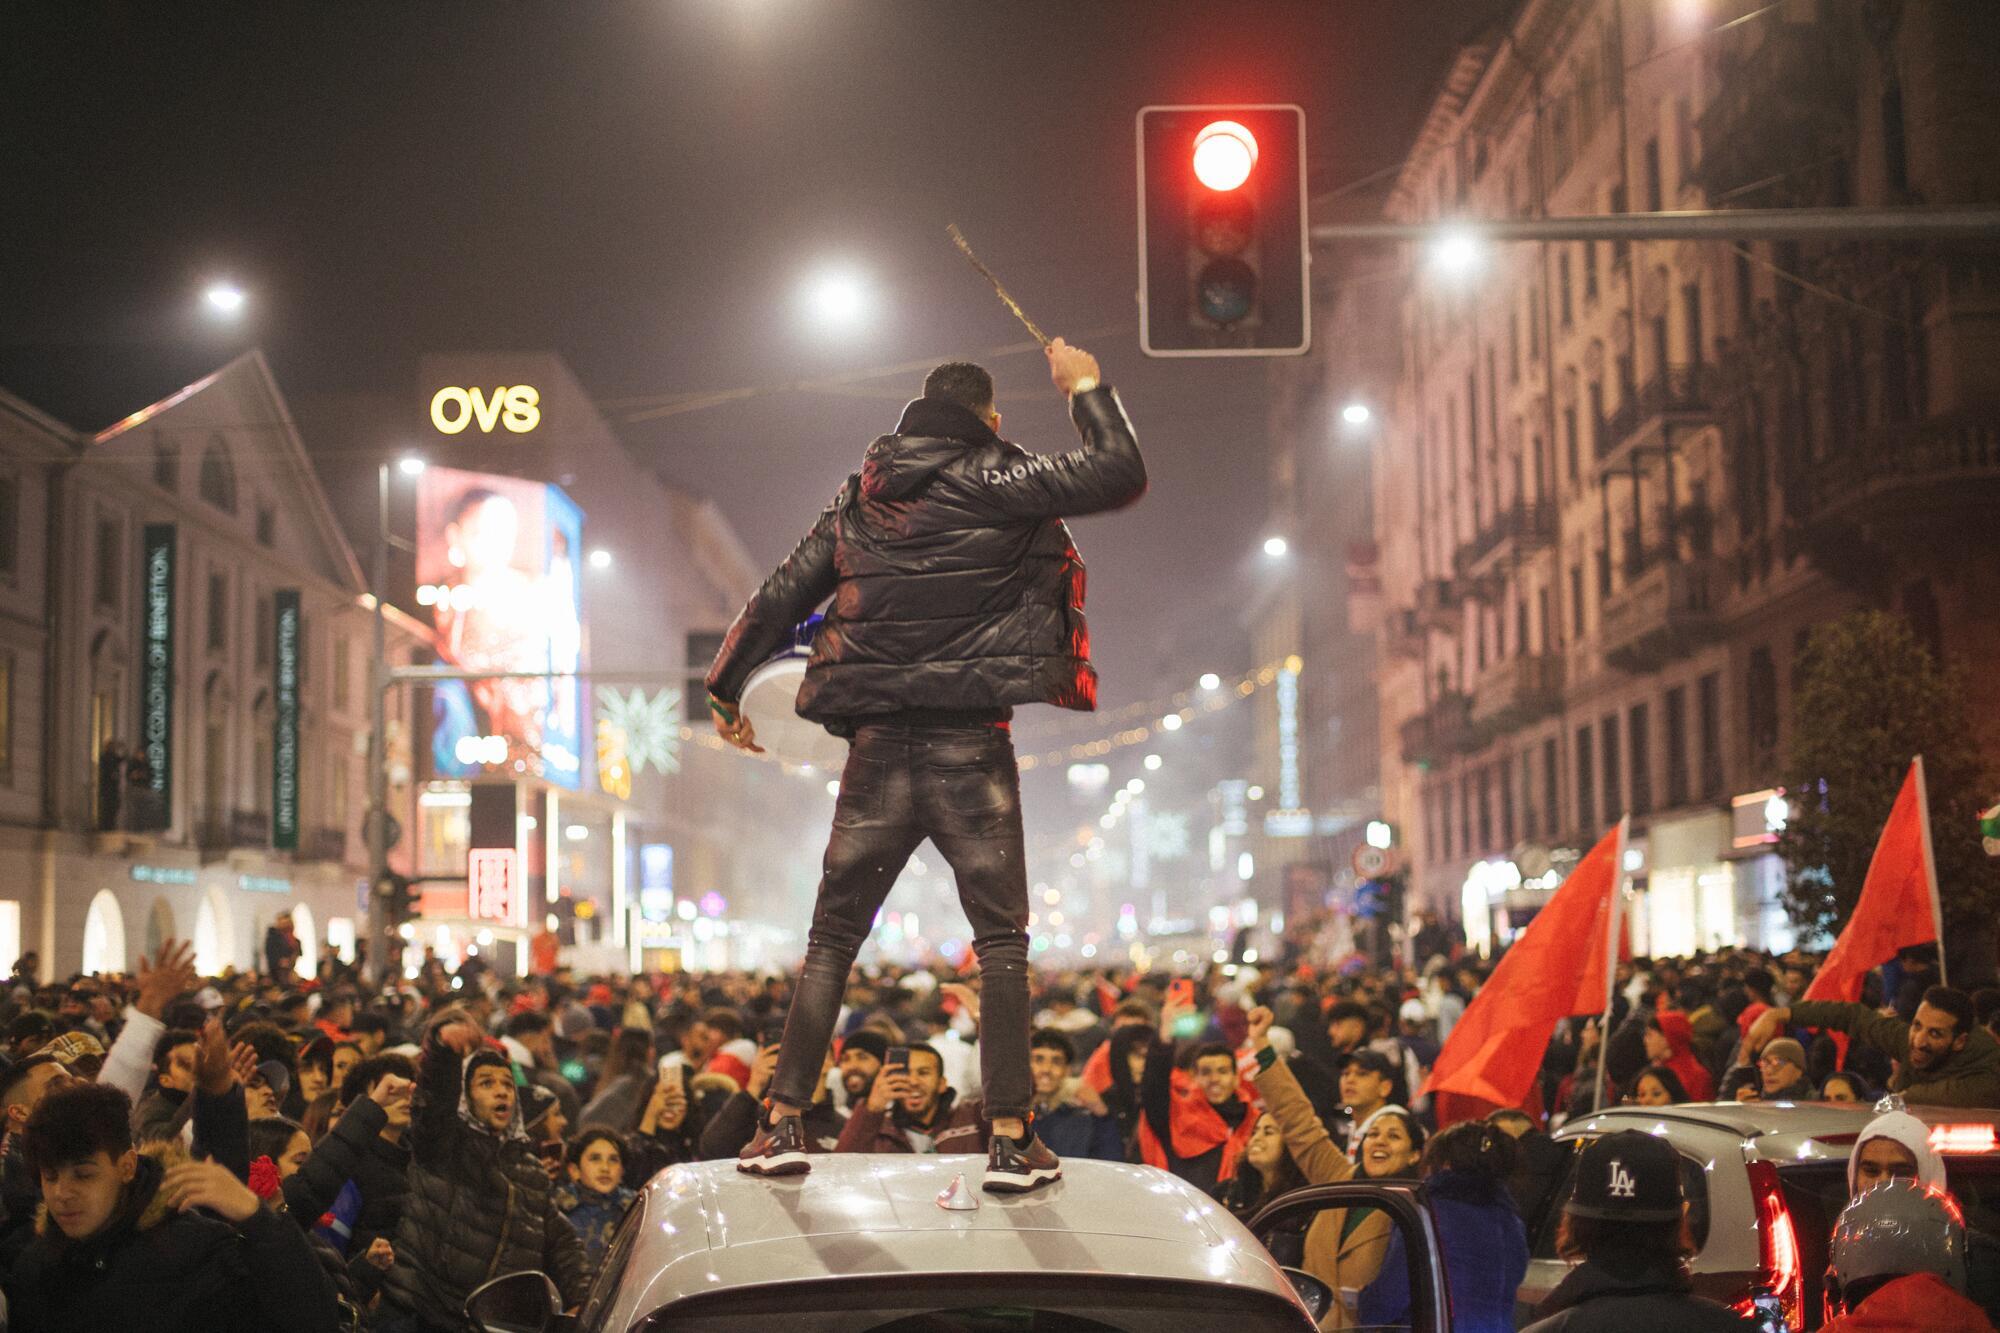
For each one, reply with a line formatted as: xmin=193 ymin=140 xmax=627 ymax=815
xmin=375 ymin=872 xmax=419 ymax=927
xmin=1138 ymin=104 xmax=1309 ymax=356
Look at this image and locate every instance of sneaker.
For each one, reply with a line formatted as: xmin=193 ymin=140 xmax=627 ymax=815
xmin=737 ymin=1107 xmax=811 ymax=1177
xmin=982 ymin=1131 xmax=1061 ymax=1194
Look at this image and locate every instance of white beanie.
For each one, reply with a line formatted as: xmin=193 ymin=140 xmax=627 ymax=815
xmin=1848 ymin=1110 xmax=1946 ymax=1196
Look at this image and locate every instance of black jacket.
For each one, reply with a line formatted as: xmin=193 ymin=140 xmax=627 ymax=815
xmin=1521 ymin=1259 xmax=1760 ymax=1332
xmin=281 ymin=1092 xmax=411 ymax=1256
xmin=698 ymin=1090 xmax=847 ymax=1160
xmin=707 ymin=387 xmax=1145 ymax=724
xmin=380 ymin=1030 xmax=589 ymax=1328
xmin=4 ymin=1147 xmax=344 ymax=1333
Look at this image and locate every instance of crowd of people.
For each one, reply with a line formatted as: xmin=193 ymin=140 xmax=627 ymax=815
xmin=0 ymin=927 xmax=1994 ymax=1330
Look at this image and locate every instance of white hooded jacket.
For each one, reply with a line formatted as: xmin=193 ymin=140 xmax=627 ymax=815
xmin=1848 ymin=1109 xmax=1946 ymax=1196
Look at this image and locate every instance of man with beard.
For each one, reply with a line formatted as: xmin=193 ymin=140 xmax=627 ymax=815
xmin=1747 ymin=984 xmax=2000 ymax=1108
xmin=835 ymin=1044 xmax=987 ymax=1155
xmin=833 ymin=1030 xmax=889 ymax=1111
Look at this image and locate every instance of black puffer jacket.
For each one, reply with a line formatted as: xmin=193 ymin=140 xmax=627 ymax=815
xmin=4 ymin=1144 xmax=343 ymax=1333
xmin=280 ymin=1092 xmax=411 ymax=1256
xmin=379 ymin=1028 xmax=589 ymax=1329
xmin=1521 ymin=1259 xmax=1760 ymax=1332
xmin=707 ymin=386 xmax=1144 ymax=724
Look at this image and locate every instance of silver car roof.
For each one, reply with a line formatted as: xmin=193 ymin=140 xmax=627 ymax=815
xmin=603 ymin=1156 xmax=1300 ymax=1325
xmin=1556 ymin=1100 xmax=2000 ymax=1166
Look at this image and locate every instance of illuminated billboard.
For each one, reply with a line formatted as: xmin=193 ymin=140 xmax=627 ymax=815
xmin=415 ymin=465 xmax=585 ymax=789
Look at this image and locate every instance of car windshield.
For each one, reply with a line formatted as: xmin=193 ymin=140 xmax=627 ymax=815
xmin=636 ymin=1275 xmax=1315 ymax=1333
xmin=1779 ymin=1157 xmax=2000 ymax=1331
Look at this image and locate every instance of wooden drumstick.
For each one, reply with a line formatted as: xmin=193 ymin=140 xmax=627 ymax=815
xmin=947 ymin=223 xmax=1051 ymax=347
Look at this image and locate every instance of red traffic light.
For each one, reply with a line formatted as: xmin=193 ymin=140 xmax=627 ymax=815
xmin=1192 ymin=120 xmax=1258 ymax=191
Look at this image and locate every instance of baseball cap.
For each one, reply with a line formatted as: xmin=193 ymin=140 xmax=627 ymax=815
xmin=1565 ymin=1129 xmax=1685 ymax=1222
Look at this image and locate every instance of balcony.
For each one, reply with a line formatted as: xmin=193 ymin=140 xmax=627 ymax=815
xmin=305 ymin=826 xmax=349 ymax=863
xmin=1398 ymin=691 xmax=1475 ymax=769
xmin=1472 ymin=653 xmax=1565 ymax=732
xmin=1454 ymin=500 xmax=1557 ymax=581
xmin=1601 ymin=556 xmax=1723 ymax=674
xmin=1694 ymin=21 xmax=1852 ymax=203
xmin=195 ymin=808 xmax=271 ymax=859
xmin=1413 ymin=577 xmax=1461 ymax=631
xmin=1595 ymin=366 xmax=1721 ymax=472
xmin=1806 ymin=409 xmax=2000 ymax=532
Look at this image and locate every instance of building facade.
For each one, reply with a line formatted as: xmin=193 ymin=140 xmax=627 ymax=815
xmin=1367 ymin=0 xmax=2000 ymax=956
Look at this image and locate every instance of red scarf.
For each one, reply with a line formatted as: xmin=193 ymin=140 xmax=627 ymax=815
xmin=1138 ymin=1068 xmax=1260 ymax=1183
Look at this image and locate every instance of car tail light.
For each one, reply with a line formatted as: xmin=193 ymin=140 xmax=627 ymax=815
xmin=1929 ymin=1124 xmax=1999 ymax=1154
xmin=1746 ymin=1160 xmax=1803 ymax=1331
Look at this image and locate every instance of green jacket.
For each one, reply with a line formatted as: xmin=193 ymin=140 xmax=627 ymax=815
xmin=1792 ymin=1000 xmax=2000 ymax=1107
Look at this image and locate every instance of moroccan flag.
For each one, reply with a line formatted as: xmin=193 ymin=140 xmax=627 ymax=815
xmin=1803 ymin=757 xmax=1943 ymax=1005
xmin=1423 ymin=821 xmax=1626 ymax=1123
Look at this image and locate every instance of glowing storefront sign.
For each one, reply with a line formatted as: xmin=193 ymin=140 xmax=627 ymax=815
xmin=429 ymin=385 xmax=541 ymax=435
xmin=468 ymin=847 xmax=520 ymax=924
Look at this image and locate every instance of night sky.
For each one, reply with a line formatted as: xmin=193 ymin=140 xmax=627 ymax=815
xmin=3 ymin=0 xmax=1510 ymax=719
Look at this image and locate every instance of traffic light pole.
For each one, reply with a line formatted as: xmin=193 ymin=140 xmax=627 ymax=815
xmin=1310 ymin=206 xmax=2000 ymax=245
xmin=367 ymin=462 xmax=392 ymax=987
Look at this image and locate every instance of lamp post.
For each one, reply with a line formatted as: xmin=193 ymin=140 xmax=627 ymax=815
xmin=368 ymin=456 xmax=422 ymax=985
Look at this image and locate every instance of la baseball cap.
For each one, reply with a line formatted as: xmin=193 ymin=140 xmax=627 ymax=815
xmin=1565 ymin=1129 xmax=1685 ymax=1222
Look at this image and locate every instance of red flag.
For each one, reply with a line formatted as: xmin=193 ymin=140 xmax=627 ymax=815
xmin=1804 ymin=758 xmax=1943 ymax=1005
xmin=1422 ymin=823 xmax=1625 ymax=1121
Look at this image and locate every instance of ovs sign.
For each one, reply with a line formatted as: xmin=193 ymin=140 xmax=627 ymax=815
xmin=430 ymin=385 xmax=541 ymax=435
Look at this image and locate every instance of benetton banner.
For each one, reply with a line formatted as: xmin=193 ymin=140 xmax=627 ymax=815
xmin=140 ymin=525 xmax=176 ymax=812
xmin=272 ymin=590 xmax=301 ymax=851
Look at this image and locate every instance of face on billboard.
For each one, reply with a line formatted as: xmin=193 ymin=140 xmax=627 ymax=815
xmin=416 ymin=466 xmax=585 ymax=788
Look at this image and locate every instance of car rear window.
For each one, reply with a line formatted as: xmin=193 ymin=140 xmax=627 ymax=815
xmin=637 ymin=1275 xmax=1316 ymax=1333
xmin=1530 ymin=1140 xmax=1711 ymax=1259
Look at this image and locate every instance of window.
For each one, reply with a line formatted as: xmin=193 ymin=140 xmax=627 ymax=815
xmin=331 ymin=756 xmax=349 ymax=829
xmin=0 ymin=652 xmax=11 ymax=783
xmin=1698 ymin=671 xmax=1724 ymax=799
xmin=93 ymin=518 xmax=120 ymax=611
xmin=0 ymin=472 xmax=16 ymax=581
xmin=1587 ymin=381 xmax=1605 ymax=460
xmin=1509 ymin=308 xmax=1521 ymax=383
xmin=1600 ymin=714 xmax=1621 ymax=823
xmin=1576 ymin=725 xmax=1596 ymax=832
xmin=1643 ymin=138 xmax=1663 ymax=213
xmin=1477 ymin=767 xmax=1493 ymax=850
xmin=255 ymin=595 xmax=272 ymax=670
xmin=1543 ymin=738 xmax=1561 ymax=840
xmin=1461 ymin=777 xmax=1474 ymax=860
xmin=255 ymin=506 xmax=275 ymax=548
xmin=1527 ymin=286 xmax=1542 ymax=358
xmin=1882 ymin=83 xmax=1908 ymax=196
xmin=1735 ymin=248 xmax=1756 ymax=323
xmin=1559 ymin=252 xmax=1574 ymax=327
xmin=1665 ymin=686 xmax=1690 ymax=809
xmin=1584 ymin=242 xmax=1598 ymax=302
xmin=1570 ymin=564 xmax=1585 ymax=639
xmin=1538 ymin=587 xmax=1553 ymax=652
xmin=1747 ymin=646 xmax=1779 ymax=758
xmin=1597 ymin=544 xmax=1613 ymax=599
xmin=1563 ymin=406 xmax=1579 ymax=482
xmin=153 ymin=438 xmax=179 ymax=492
xmin=1628 ymin=703 xmax=1652 ymax=818
xmin=1676 ymin=98 xmax=1695 ymax=185
xmin=1682 ymin=283 xmax=1705 ymax=369
xmin=198 ymin=438 xmax=237 ymax=514
xmin=332 ymin=636 xmax=351 ymax=710
xmin=1499 ymin=759 xmax=1516 ymax=848
xmin=206 ymin=573 xmax=228 ymax=652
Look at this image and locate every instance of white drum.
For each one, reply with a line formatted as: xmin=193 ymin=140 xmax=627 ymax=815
xmin=736 ymin=619 xmax=850 ymax=769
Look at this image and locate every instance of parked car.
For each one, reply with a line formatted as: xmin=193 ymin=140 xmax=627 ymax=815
xmin=1516 ymin=1100 xmax=2000 ymax=1330
xmin=463 ymin=1155 xmax=1454 ymax=1332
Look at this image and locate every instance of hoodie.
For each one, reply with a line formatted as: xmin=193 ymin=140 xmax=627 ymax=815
xmin=1655 ymin=1012 xmax=1715 ymax=1101
xmin=1847 ymin=1109 xmax=1946 ymax=1195
xmin=1822 ymin=1271 xmax=1995 ymax=1333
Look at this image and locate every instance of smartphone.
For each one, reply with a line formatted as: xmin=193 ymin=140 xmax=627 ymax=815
xmin=1168 ymin=979 xmax=1196 ymax=1009
xmin=884 ymin=1045 xmax=911 ymax=1072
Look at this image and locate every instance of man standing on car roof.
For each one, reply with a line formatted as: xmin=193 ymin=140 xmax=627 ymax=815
xmin=1746 ymin=984 xmax=2000 ymax=1108
xmin=709 ymin=339 xmax=1145 ymax=1195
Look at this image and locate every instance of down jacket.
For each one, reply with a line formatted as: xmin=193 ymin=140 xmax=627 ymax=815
xmin=4 ymin=1141 xmax=343 ymax=1333
xmin=280 ymin=1091 xmax=410 ymax=1256
xmin=706 ymin=387 xmax=1145 ymax=726
xmin=379 ymin=1027 xmax=589 ymax=1329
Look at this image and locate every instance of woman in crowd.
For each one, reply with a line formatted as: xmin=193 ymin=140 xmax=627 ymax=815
xmin=1820 ymin=1070 xmax=1878 ymax=1103
xmin=1623 ymin=1065 xmax=1691 ymax=1108
xmin=1246 ymin=1005 xmax=1426 ymax=1329
xmin=1099 ymin=1024 xmax=1153 ymax=1158
xmin=1359 ymin=1121 xmax=1529 ymax=1333
xmin=578 ymin=1027 xmax=656 ymax=1130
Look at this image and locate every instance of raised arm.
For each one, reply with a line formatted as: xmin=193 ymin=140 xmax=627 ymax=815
xmin=705 ymin=486 xmax=846 ymax=708
xmin=965 ymin=342 xmax=1145 ymax=521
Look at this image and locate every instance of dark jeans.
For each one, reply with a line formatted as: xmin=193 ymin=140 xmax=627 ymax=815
xmin=770 ymin=723 xmax=1031 ymax=1120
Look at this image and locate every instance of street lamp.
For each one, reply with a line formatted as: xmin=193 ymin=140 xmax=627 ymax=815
xmin=1262 ymin=535 xmax=1289 ymax=558
xmin=801 ymin=265 xmax=871 ymax=333
xmin=203 ymin=281 xmax=247 ymax=318
xmin=1430 ymin=225 xmax=1484 ymax=278
xmin=397 ymin=455 xmax=426 ymax=477
xmin=1341 ymin=402 xmax=1372 ymax=426
xmin=1199 ymin=672 xmax=1221 ymax=691
xmin=367 ymin=456 xmax=425 ymax=984
xmin=588 ymin=548 xmax=613 ymax=571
